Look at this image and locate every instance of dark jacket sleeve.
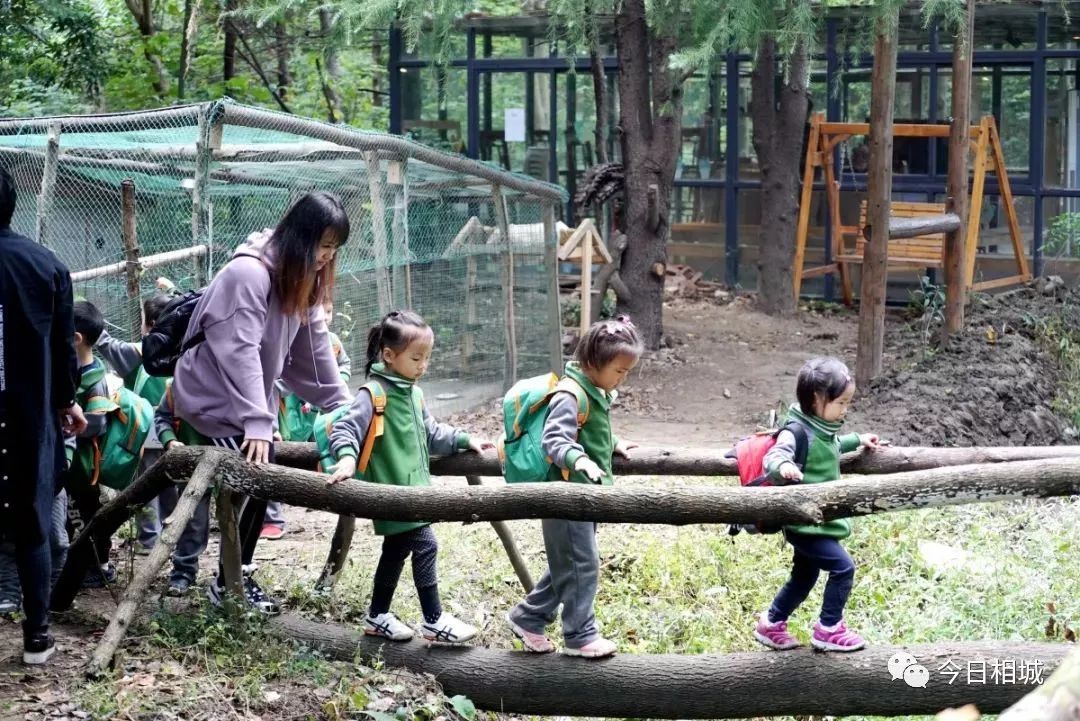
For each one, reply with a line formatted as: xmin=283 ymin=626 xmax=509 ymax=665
xmin=50 ymin=266 xmax=77 ymax=409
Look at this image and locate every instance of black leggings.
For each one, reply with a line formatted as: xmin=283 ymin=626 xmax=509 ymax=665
xmin=210 ymin=436 xmax=273 ymax=585
xmin=369 ymin=526 xmax=442 ymax=623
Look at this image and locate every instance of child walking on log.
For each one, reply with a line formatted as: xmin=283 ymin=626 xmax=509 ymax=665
xmin=327 ymin=310 xmax=491 ymax=644
xmin=507 ymin=317 xmax=643 ymax=659
xmin=753 ymin=357 xmax=885 ymax=653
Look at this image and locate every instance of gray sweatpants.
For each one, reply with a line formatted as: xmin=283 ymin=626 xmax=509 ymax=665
xmin=509 ymin=519 xmax=600 ymax=649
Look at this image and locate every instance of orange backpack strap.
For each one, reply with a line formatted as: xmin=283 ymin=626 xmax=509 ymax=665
xmin=554 ymin=377 xmax=590 ymax=428
xmin=358 ymin=381 xmax=387 ymax=474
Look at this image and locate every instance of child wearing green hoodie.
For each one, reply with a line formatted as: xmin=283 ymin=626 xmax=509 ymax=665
xmin=753 ymin=357 xmax=885 ymax=653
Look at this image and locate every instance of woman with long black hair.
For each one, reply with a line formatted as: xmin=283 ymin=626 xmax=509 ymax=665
xmin=172 ymin=191 xmax=353 ymax=613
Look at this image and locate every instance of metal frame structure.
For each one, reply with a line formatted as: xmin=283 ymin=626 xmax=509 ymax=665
xmin=388 ymin=7 xmax=1080 ymax=297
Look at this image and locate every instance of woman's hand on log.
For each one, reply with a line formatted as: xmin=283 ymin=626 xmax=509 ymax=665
xmin=614 ymin=439 xmax=639 ymax=458
xmin=327 ymin=456 xmax=357 ymax=485
xmin=467 ymin=438 xmax=495 ymax=454
xmin=242 ymin=438 xmax=271 ymax=465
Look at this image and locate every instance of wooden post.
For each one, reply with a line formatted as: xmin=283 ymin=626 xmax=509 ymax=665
xmin=855 ymin=8 xmax=899 ymax=389
xmin=192 ymin=111 xmax=213 ymax=286
xmin=792 ymin=113 xmax=822 ymax=300
xmin=543 ymin=204 xmax=563 ymax=373
xmin=465 ymin=475 xmax=533 ymax=592
xmin=120 ymin=180 xmax=142 ymax=341
xmin=388 ymin=160 xmax=412 ymax=308
xmin=86 ymin=453 xmax=222 ymax=677
xmin=580 ymin=227 xmax=595 ymax=338
xmin=216 ymin=488 xmax=244 ymax=603
xmin=364 ymin=151 xmax=393 ymax=314
xmin=463 ymin=255 xmax=478 ymax=371
xmin=493 ymin=185 xmax=518 ymax=387
xmin=942 ymin=0 xmax=975 ymax=341
xmin=964 ymin=119 xmax=991 ymax=288
xmin=988 ymin=120 xmax=1032 ymax=281
xmin=36 ymin=122 xmax=61 ymax=247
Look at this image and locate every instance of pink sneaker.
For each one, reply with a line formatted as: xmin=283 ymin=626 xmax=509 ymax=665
xmin=811 ymin=619 xmax=866 ymax=652
xmin=562 ymin=637 xmax=617 ymax=658
xmin=753 ymin=613 xmax=801 ymax=650
xmin=507 ymin=614 xmax=555 ymax=653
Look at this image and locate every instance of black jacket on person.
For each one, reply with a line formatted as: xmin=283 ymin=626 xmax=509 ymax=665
xmin=0 ymin=227 xmax=78 ymax=545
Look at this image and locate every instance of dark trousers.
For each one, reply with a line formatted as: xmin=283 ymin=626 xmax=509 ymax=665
xmin=369 ymin=526 xmax=442 ymax=623
xmin=64 ymin=477 xmax=110 ymax=570
xmin=15 ymin=536 xmax=51 ymax=638
xmin=210 ymin=436 xmax=272 ymax=585
xmin=768 ymin=530 xmax=855 ymax=627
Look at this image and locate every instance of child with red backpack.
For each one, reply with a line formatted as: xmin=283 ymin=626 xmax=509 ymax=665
xmin=506 ymin=317 xmax=643 ymax=659
xmin=752 ymin=357 xmax=885 ymax=653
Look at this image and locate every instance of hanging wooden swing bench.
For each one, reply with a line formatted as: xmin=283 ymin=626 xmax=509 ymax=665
xmin=793 ymin=113 xmax=1032 ymax=305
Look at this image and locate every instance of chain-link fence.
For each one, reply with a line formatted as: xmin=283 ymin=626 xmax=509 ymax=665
xmin=0 ymin=99 xmax=565 ymax=412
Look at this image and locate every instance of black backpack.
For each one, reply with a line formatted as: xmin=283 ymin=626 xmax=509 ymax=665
xmin=141 ymin=290 xmax=208 ymax=377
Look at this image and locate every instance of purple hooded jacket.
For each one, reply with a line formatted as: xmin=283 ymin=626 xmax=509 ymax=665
xmin=172 ymin=231 xmax=351 ymax=442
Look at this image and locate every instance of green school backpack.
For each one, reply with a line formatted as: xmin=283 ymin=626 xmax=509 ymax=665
xmin=498 ymin=373 xmax=589 ymax=483
xmin=313 ymin=381 xmax=387 ymax=475
xmin=78 ymin=380 xmax=154 ymax=491
xmin=278 ymin=392 xmax=317 ymax=443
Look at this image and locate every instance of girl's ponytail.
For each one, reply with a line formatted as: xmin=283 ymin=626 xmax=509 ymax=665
xmin=364 ymin=321 xmax=386 ymax=378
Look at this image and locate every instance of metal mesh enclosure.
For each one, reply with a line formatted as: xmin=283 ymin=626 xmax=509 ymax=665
xmin=0 ymin=100 xmax=565 ymax=412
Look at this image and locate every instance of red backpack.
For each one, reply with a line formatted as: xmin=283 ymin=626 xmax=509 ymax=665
xmin=727 ymin=421 xmax=810 ymax=535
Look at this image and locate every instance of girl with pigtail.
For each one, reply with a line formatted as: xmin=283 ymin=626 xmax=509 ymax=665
xmin=326 ymin=310 xmax=492 ymax=644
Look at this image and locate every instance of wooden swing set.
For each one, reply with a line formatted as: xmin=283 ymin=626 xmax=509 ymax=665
xmin=793 ymin=112 xmax=1032 ymax=304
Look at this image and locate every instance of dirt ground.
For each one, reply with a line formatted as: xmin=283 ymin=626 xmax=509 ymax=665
xmin=3 ymin=286 xmax=1078 ymax=719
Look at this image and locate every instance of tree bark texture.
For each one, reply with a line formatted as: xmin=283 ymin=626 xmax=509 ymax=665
xmin=272 ymin=613 xmax=1069 ymax=719
xmin=183 ymin=452 xmax=1080 ymax=527
xmin=87 ymin=453 xmax=222 ymax=677
xmin=943 ymin=0 xmax=976 ymax=340
xmin=273 ymin=441 xmax=1080 ymax=479
xmin=177 ymin=0 xmax=200 ymax=101
xmin=856 ymin=9 xmax=899 ymax=388
xmin=752 ymin=36 xmax=811 ymax=316
xmin=614 ymin=0 xmax=682 ymax=348
xmin=318 ymin=9 xmax=344 ymax=122
xmin=222 ymin=0 xmax=237 ymax=82
xmin=51 ymin=448 xmax=192 ymax=611
xmin=1000 ymin=647 xmax=1080 ymax=721
xmin=275 ymin=21 xmax=291 ymax=102
xmin=315 ymin=515 xmax=355 ymax=589
xmin=866 ymin=213 xmax=961 ymax=240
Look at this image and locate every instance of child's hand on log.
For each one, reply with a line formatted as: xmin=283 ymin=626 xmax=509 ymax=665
xmin=327 ymin=455 xmax=357 ymax=485
xmin=574 ymin=456 xmax=605 ymax=482
xmin=779 ymin=462 xmax=804 ymax=482
xmin=859 ymin=433 xmax=889 ymax=449
xmin=467 ymin=438 xmax=495 ymax=454
xmin=166 ymin=440 xmax=185 ymax=451
xmin=614 ymin=439 xmax=639 ymax=458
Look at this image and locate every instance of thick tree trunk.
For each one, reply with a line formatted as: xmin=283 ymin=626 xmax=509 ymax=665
xmin=753 ymin=36 xmax=811 ymax=315
xmin=123 ymin=0 xmax=169 ymax=96
xmin=1000 ymin=647 xmax=1080 ymax=721
xmin=87 ymin=453 xmax=223 ymax=677
xmin=273 ymin=614 xmax=1068 ymax=719
xmin=614 ymin=0 xmax=681 ymax=348
xmin=88 ymin=450 xmax=1080 ymax=528
xmin=222 ymin=0 xmax=237 ymax=82
xmin=275 ymin=21 xmax=291 ymax=102
xmin=273 ymin=441 xmax=1080 ymax=478
xmin=942 ymin=0 xmax=976 ymax=341
xmin=856 ymin=8 xmax=899 ymax=388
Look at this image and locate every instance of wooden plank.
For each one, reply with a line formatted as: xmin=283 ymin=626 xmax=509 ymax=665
xmin=819 ymin=122 xmax=980 ymax=138
xmin=493 ymin=185 xmax=518 ymax=388
xmin=964 ymin=120 xmax=991 ymax=289
xmin=987 ymin=118 xmax=1032 ymax=281
xmin=800 ymin=264 xmax=839 ymax=279
xmin=823 ymin=146 xmax=852 ymax=304
xmin=971 ymin=274 xmax=1030 ymax=292
xmin=793 ymin=112 xmax=823 ymax=299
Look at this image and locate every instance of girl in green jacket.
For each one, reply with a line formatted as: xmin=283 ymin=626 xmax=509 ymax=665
xmin=328 ymin=311 xmax=491 ymax=644
xmin=754 ymin=357 xmax=885 ymax=653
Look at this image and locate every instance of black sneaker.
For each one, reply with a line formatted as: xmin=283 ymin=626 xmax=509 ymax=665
xmin=242 ymin=575 xmax=280 ymax=616
xmin=23 ymin=633 xmax=55 ymax=665
xmin=166 ymin=576 xmax=192 ymax=597
xmin=82 ymin=563 xmax=117 ymax=589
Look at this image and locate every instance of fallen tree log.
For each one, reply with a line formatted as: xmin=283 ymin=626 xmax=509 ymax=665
xmin=51 ymin=448 xmax=202 ymax=611
xmin=273 ymin=613 xmax=1069 ymax=718
xmin=87 ymin=452 xmax=223 ymax=677
xmin=212 ymin=453 xmax=1080 ymax=525
xmin=273 ymin=441 xmax=1080 ymax=477
xmin=864 ymin=212 xmax=962 ymax=241
xmin=999 ymin=647 xmax=1080 ymax=720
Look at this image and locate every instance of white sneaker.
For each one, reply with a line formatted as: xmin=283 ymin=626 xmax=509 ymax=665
xmin=420 ymin=613 xmax=477 ymax=645
xmin=363 ymin=612 xmax=414 ymax=641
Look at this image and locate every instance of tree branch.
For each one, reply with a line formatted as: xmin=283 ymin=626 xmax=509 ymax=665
xmin=234 ymin=28 xmax=292 ymax=113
